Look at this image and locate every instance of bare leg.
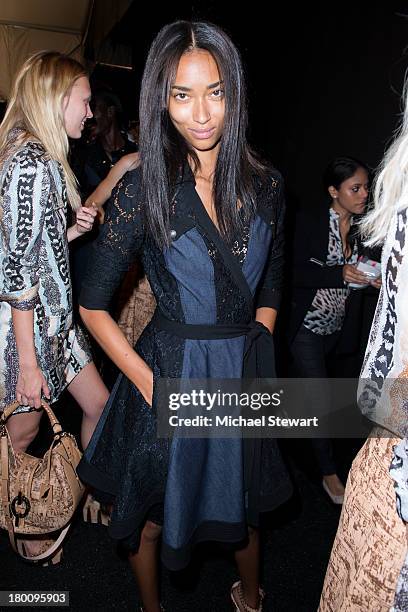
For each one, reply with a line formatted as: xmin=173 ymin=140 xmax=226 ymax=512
xmin=7 ymin=409 xmax=43 ymax=453
xmin=6 ymin=362 xmax=107 ymax=452
xmin=233 ymin=527 xmax=261 ymax=610
xmin=323 ymin=473 xmax=345 ymax=497
xmin=67 ymin=361 xmax=109 ymax=449
xmin=128 ymin=521 xmax=162 ymax=612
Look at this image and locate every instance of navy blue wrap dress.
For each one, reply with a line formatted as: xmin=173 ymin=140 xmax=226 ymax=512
xmin=78 ymin=164 xmax=292 ymax=570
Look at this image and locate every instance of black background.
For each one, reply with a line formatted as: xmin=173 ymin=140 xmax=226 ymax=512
xmin=92 ymin=1 xmax=408 ymax=207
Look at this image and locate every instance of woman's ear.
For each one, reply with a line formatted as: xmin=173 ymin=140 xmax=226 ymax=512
xmin=328 ymin=185 xmax=338 ymax=200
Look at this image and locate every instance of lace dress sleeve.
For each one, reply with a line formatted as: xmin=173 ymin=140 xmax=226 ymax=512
xmin=79 ymin=169 xmax=145 ymax=311
xmin=256 ymin=173 xmax=286 ymax=311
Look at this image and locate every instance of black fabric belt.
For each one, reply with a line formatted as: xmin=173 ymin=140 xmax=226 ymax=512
xmin=151 ymin=310 xmax=275 ymax=378
xmin=151 ymin=309 xmax=277 ymax=499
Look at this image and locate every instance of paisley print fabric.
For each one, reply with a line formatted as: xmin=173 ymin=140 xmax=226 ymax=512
xmin=0 ymin=141 xmax=92 ymax=413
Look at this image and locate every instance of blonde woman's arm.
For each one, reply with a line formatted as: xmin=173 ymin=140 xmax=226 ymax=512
xmin=2 ymin=157 xmax=51 ymax=406
xmin=12 ymin=309 xmax=50 ymax=406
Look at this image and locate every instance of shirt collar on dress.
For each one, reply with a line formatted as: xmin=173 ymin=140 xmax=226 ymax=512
xmin=174 ymin=161 xmax=196 ymax=186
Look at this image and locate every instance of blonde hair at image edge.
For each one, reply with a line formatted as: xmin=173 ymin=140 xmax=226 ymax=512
xmin=361 ymin=79 xmax=408 ymax=246
xmin=0 ymin=50 xmax=86 ymax=210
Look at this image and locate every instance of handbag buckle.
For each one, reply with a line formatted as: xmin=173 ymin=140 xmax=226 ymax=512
xmin=10 ymin=492 xmax=31 ymax=526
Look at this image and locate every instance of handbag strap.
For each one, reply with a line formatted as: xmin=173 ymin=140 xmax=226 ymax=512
xmin=1 ymin=401 xmax=63 ymax=435
xmin=8 ymin=523 xmax=71 ymax=562
xmin=0 ymin=429 xmax=13 ymax=534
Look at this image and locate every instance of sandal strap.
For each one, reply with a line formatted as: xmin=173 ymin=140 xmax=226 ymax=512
xmin=231 ymin=580 xmax=265 ymax=612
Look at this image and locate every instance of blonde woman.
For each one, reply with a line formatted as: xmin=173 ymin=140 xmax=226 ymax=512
xmin=0 ymin=51 xmax=109 ymax=560
xmin=319 ymin=82 xmax=408 ymax=611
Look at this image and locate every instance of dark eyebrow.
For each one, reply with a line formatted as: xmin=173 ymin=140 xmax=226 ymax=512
xmin=171 ymin=79 xmax=224 ymax=92
xmin=207 ymin=80 xmax=223 ymax=89
xmin=171 ymin=85 xmax=191 ymax=92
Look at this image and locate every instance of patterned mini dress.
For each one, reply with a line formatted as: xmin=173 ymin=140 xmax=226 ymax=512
xmin=0 ymin=140 xmax=91 ymax=413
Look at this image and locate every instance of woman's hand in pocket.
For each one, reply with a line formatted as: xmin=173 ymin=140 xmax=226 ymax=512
xmin=132 ymin=362 xmax=154 ymax=407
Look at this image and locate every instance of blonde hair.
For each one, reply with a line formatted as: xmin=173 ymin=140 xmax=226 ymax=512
xmin=0 ymin=51 xmax=87 ymax=210
xmin=361 ymin=80 xmax=408 ymax=246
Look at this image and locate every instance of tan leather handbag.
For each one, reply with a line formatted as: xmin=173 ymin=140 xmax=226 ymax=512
xmin=0 ymin=401 xmax=84 ymax=561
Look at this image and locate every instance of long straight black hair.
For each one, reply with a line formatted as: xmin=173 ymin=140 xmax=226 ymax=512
xmin=139 ymin=20 xmax=268 ymax=248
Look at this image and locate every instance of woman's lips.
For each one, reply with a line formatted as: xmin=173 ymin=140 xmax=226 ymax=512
xmin=188 ymin=127 xmax=216 ymax=140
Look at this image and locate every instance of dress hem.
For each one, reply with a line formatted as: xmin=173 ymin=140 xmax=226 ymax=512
xmin=78 ymin=456 xmax=118 ymax=496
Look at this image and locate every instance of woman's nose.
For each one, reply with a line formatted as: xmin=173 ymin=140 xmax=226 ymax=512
xmin=193 ymin=98 xmax=210 ymax=124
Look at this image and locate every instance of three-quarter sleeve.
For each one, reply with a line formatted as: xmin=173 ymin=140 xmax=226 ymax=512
xmin=256 ymin=176 xmax=285 ymax=311
xmin=291 ymin=210 xmax=345 ymax=289
xmin=0 ymin=157 xmax=49 ymax=310
xmin=79 ymin=170 xmax=145 ymax=311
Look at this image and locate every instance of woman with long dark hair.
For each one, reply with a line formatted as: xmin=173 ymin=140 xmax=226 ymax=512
xmin=78 ymin=20 xmax=292 ymax=611
xmin=288 ymin=157 xmax=378 ymax=504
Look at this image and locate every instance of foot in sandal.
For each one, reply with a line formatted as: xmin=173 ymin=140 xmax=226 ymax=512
xmin=82 ymin=492 xmax=111 ymax=526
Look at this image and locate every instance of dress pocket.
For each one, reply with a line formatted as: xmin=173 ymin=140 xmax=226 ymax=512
xmin=130 ymin=366 xmax=155 ymax=411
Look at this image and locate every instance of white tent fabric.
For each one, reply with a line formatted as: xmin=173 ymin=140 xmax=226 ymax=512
xmin=0 ymin=0 xmax=131 ymax=100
